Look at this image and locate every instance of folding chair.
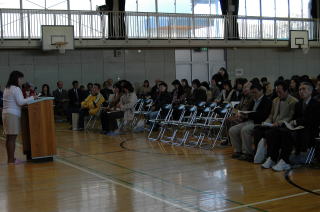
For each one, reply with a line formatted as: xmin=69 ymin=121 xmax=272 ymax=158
xmin=147 ymin=104 xmax=173 ymax=141
xmin=85 ymin=107 xmax=104 ymax=131
xmin=159 ymin=104 xmax=187 ymax=144
xmin=131 ymin=99 xmax=144 ymax=126
xmin=305 ymin=129 xmax=320 ymax=165
xmin=170 ymin=105 xmax=199 ymax=146
xmin=199 ymin=104 xmax=232 ymax=150
xmin=183 ymin=105 xmax=216 ymax=147
xmin=132 ymin=98 xmax=153 ymax=129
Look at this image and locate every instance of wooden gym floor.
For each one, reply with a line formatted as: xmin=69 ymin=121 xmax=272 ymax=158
xmin=0 ymin=123 xmax=319 ymax=212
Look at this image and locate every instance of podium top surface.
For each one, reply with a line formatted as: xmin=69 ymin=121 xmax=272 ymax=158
xmin=28 ymin=97 xmax=55 ymax=105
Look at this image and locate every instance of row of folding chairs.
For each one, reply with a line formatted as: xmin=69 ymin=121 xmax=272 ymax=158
xmin=131 ymin=98 xmax=154 ymax=128
xmin=147 ymin=102 xmax=233 ymax=150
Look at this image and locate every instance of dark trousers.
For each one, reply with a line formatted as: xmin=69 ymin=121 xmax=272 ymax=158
xmin=253 ymin=126 xmax=278 ymax=147
xmin=78 ymin=109 xmax=89 ymax=129
xmin=100 ymin=111 xmax=124 ymax=132
xmin=265 ymin=128 xmax=309 ymax=164
xmin=67 ymin=106 xmax=80 ymax=124
xmin=54 ymin=101 xmax=68 ymax=117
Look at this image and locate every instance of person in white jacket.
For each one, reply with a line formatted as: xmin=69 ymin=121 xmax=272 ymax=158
xmin=2 ymin=71 xmax=37 ymax=164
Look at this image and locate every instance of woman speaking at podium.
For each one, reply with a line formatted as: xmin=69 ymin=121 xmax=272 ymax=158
xmin=2 ymin=71 xmax=37 ymax=164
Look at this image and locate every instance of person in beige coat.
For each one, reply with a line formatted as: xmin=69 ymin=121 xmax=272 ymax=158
xmin=100 ymin=81 xmax=137 ymax=135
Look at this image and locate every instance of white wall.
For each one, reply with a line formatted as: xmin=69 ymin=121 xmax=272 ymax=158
xmin=0 ymin=49 xmax=176 ymax=91
xmin=1 ymin=47 xmax=320 ymax=92
xmin=226 ymin=48 xmax=320 ymax=83
xmin=175 ymin=49 xmax=226 ymax=83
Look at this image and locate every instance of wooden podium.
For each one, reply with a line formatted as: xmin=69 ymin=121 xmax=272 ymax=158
xmin=21 ymin=97 xmax=57 ymax=162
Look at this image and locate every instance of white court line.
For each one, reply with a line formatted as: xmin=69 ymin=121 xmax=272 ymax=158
xmin=56 ymin=158 xmax=198 ymax=212
xmin=217 ymin=188 xmax=320 ymax=212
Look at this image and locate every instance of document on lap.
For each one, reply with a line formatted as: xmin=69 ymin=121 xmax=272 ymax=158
xmin=284 ymin=121 xmax=304 ymax=131
xmin=238 ymin=110 xmax=255 ymax=114
xmin=261 ymin=122 xmax=273 ymax=127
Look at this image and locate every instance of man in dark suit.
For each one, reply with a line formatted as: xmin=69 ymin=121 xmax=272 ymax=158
xmin=53 ymin=81 xmax=69 ymax=118
xmin=67 ymin=81 xmax=81 ymax=124
xmin=262 ymin=82 xmax=320 ymax=171
xmin=229 ymin=83 xmax=272 ymax=162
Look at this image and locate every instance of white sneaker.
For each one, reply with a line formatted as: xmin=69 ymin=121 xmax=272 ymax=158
xmin=261 ymin=157 xmax=275 ymax=169
xmin=272 ymin=159 xmax=291 ymax=172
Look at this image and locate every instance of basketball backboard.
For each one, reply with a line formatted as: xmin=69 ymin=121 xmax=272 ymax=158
xmin=290 ymin=30 xmax=309 ymax=49
xmin=41 ymin=25 xmax=74 ymax=52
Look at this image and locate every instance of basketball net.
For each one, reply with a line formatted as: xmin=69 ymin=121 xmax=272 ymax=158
xmin=52 ymin=42 xmax=67 ymax=54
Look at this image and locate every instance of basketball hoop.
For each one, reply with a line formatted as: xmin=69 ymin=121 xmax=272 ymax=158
xmin=51 ymin=42 xmax=68 ymax=54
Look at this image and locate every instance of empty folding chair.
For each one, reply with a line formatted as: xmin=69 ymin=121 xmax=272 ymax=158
xmin=199 ymin=104 xmax=232 ymax=150
xmin=147 ymin=104 xmax=173 ymax=141
xmin=132 ymin=98 xmax=153 ymax=129
xmin=182 ymin=106 xmax=214 ymax=147
xmin=159 ymin=104 xmax=187 ymax=144
xmin=171 ymin=105 xmax=199 ymax=146
xmin=305 ymin=130 xmax=320 ymax=165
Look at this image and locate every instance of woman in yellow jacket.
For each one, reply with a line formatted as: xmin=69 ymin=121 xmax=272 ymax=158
xmin=78 ymin=83 xmax=105 ymax=130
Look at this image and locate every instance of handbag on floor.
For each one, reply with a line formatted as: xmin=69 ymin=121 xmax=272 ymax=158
xmin=254 ymin=138 xmax=267 ymax=164
xmin=72 ymin=113 xmax=79 ymax=130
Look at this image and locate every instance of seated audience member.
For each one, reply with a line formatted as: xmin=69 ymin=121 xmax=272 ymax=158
xmin=78 ymin=83 xmax=105 ymax=130
xmin=229 ymin=83 xmax=272 ymax=162
xmin=38 ymin=84 xmax=51 ymax=97
xmin=171 ymin=80 xmax=184 ymax=105
xmin=289 ymin=77 xmax=300 ymax=99
xmin=230 ymin=78 xmax=247 ymax=102
xmin=313 ymin=79 xmax=320 ymax=102
xmin=145 ymin=82 xmax=172 ymax=128
xmin=101 ymin=83 xmax=123 ymax=133
xmin=137 ymin=80 xmax=152 ymax=98
xmin=180 ymin=79 xmax=192 ymax=101
xmin=188 ymin=79 xmax=207 ymax=105
xmin=216 ymin=80 xmax=234 ymax=103
xmin=223 ymin=81 xmax=253 ymax=146
xmin=250 ymin=77 xmax=261 ymax=86
xmin=253 ymin=81 xmax=298 ymax=160
xmin=67 ymin=81 xmax=81 ymax=124
xmin=151 ymin=82 xmax=172 ymax=114
xmin=225 ymin=81 xmax=254 ymax=130
xmin=83 ymin=83 xmax=93 ymax=98
xmin=200 ymin=82 xmax=212 ymax=102
xmin=212 ymin=67 xmax=229 ymax=90
xmin=150 ymin=80 xmax=162 ymax=100
xmin=262 ymin=82 xmax=320 ymax=171
xmin=210 ymin=75 xmax=221 ymax=102
xmin=100 ymin=82 xmax=137 ymax=135
xmin=101 ymin=79 xmax=114 ymax=100
xmin=261 ymin=77 xmax=273 ymax=99
xmin=79 ymin=85 xmax=88 ymax=102
xmin=22 ymin=82 xmax=36 ymax=98
xmin=53 ymin=81 xmax=69 ymax=117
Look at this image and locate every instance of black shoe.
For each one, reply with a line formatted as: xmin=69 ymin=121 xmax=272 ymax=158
xmin=220 ymin=140 xmax=230 ymax=146
xmin=238 ymin=154 xmax=254 ymax=162
xmin=232 ymin=152 xmax=242 ymax=159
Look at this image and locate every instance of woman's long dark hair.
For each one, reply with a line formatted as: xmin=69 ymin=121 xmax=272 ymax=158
xmin=181 ymin=79 xmax=191 ymax=88
xmin=123 ymin=81 xmax=134 ymax=93
xmin=6 ymin=70 xmax=24 ymax=88
xmin=41 ymin=84 xmax=51 ymax=96
xmin=143 ymin=80 xmax=150 ymax=88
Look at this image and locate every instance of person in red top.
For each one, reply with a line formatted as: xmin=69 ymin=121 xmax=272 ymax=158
xmin=22 ymin=82 xmax=36 ymax=98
